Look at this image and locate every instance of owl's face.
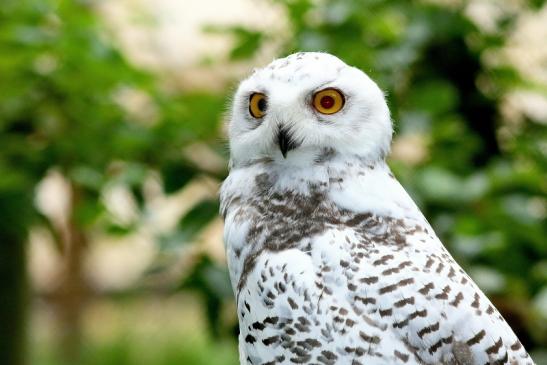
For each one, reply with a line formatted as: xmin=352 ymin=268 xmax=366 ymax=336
xmin=228 ymin=52 xmax=392 ymax=167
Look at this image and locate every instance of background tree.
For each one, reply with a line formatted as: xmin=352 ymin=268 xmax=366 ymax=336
xmin=0 ymin=0 xmax=226 ymax=363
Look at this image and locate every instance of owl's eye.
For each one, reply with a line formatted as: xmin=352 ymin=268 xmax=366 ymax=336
xmin=249 ymin=93 xmax=267 ymax=118
xmin=313 ymin=88 xmax=345 ymax=115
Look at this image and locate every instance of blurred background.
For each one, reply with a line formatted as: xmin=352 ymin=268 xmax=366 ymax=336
xmin=1 ymin=0 xmax=546 ymax=364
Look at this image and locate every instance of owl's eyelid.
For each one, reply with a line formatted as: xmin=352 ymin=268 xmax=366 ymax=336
xmin=247 ymin=90 xmax=267 ymax=99
xmin=305 ymin=84 xmax=340 ymax=106
xmin=311 ymin=80 xmax=339 ymax=94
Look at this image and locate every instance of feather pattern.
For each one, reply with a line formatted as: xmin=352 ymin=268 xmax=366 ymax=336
xmin=221 ymin=156 xmax=533 ymax=365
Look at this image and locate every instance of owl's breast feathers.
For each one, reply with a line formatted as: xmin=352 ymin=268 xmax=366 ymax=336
xmin=220 ymin=156 xmax=534 ymax=365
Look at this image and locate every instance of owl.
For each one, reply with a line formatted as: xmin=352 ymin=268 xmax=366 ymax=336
xmin=220 ymin=52 xmax=534 ymax=365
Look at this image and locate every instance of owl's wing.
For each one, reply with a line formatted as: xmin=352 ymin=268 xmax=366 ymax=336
xmin=326 ymin=166 xmax=534 ymax=364
xmin=341 ymin=219 xmax=533 ymax=365
xmin=232 ymin=217 xmax=533 ymax=365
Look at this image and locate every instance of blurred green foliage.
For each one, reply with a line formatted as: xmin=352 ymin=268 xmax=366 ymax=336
xmin=33 ymin=326 xmax=238 ymax=365
xmin=0 ymin=0 xmax=227 ymax=364
xmin=0 ymin=0 xmax=546 ymax=364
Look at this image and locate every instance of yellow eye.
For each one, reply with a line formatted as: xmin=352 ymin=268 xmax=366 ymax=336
xmin=313 ymin=88 xmax=345 ymax=115
xmin=249 ymin=93 xmax=267 ymax=118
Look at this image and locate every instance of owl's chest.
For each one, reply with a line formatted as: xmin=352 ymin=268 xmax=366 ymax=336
xmin=235 ymin=227 xmax=431 ymax=364
xmin=225 ymin=188 xmax=429 ymax=294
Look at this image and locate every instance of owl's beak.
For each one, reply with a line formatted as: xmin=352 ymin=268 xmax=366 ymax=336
xmin=277 ymin=127 xmax=298 ymax=158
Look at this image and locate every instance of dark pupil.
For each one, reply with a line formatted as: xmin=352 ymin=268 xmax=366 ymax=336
xmin=257 ymin=97 xmax=267 ymax=112
xmin=320 ymin=95 xmax=335 ymax=109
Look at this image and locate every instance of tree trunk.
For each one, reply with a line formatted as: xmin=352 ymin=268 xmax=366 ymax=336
xmin=0 ymin=191 xmax=31 ymax=365
xmin=54 ymin=181 xmax=89 ymax=365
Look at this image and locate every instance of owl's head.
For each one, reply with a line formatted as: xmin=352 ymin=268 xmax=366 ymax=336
xmin=228 ymin=52 xmax=392 ymax=167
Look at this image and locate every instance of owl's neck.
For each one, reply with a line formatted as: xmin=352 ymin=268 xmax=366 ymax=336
xmin=230 ymin=143 xmax=389 ymax=170
xmin=221 ymin=152 xmax=424 ymax=222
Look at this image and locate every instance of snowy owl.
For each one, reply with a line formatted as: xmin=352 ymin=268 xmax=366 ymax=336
xmin=220 ymin=52 xmax=534 ymax=365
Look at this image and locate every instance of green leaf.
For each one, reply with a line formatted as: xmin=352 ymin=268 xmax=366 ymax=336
xmin=405 ymin=80 xmax=459 ymax=116
xmin=177 ymin=199 xmax=219 ymax=241
xmin=158 ymin=199 xmax=220 ymax=249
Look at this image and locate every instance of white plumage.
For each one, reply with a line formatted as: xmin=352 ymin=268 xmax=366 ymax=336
xmin=221 ymin=52 xmax=534 ymax=365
